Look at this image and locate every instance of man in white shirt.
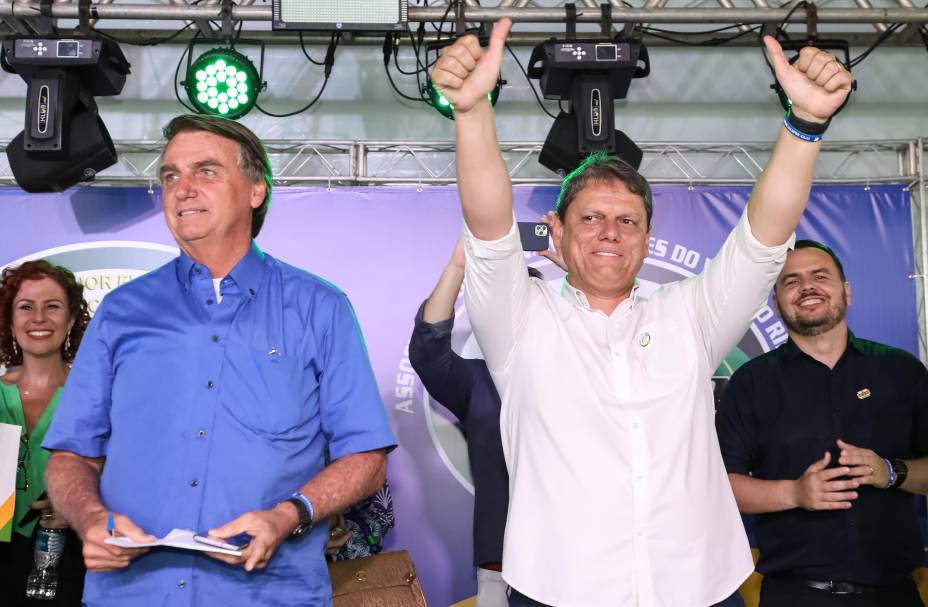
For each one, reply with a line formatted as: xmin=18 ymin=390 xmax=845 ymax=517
xmin=431 ymin=18 xmax=853 ymax=607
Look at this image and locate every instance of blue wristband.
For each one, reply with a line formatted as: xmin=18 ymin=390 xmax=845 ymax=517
xmin=883 ymin=458 xmax=896 ymax=489
xmin=783 ymin=114 xmax=825 ymax=142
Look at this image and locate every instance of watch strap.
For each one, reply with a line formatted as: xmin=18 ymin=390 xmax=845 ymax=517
xmin=890 ymin=458 xmax=908 ymax=489
xmin=284 ymin=492 xmax=314 ymax=537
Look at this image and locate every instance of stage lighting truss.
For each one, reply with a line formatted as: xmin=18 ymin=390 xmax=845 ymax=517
xmin=183 ymin=41 xmax=265 ymax=119
xmin=426 ymin=77 xmax=503 ymax=121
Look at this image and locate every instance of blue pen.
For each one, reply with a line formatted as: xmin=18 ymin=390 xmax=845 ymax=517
xmin=106 ymin=512 xmax=114 ymax=537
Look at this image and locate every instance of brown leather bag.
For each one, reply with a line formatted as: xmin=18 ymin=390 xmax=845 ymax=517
xmin=328 ymin=550 xmax=428 ymax=607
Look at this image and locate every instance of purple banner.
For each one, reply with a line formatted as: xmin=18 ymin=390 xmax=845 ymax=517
xmin=0 ymin=183 xmax=915 ymax=606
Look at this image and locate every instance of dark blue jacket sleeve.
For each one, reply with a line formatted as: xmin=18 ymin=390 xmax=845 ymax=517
xmin=408 ymin=301 xmax=473 ymax=421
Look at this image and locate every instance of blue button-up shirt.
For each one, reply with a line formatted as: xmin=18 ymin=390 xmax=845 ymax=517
xmin=44 ymin=243 xmax=396 ymax=607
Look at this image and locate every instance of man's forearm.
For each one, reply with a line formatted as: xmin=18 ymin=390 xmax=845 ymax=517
xmin=746 ymin=127 xmax=819 ymax=247
xmin=45 ymin=451 xmax=107 ymax=538
xmin=455 ymin=101 xmax=513 ymax=241
xmin=422 ymin=264 xmax=464 ymax=323
xmin=300 ymin=449 xmax=388 ymax=522
xmin=728 ymin=473 xmax=798 ymax=514
xmin=899 ymin=455 xmax=928 ymax=494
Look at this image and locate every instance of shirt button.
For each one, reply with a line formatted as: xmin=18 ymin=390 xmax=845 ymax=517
xmin=197 ymin=430 xmax=206 ymax=438
xmin=178 ymin=579 xmax=186 ymax=588
xmin=190 ymin=479 xmax=199 ymax=487
xmin=632 ymin=422 xmax=640 ymax=430
xmin=207 ymin=380 xmax=215 ymax=389
xmin=206 ymin=299 xmax=214 ymax=305
xmin=635 ymin=475 xmax=644 ymax=483
xmin=212 ymin=335 xmax=220 ymax=343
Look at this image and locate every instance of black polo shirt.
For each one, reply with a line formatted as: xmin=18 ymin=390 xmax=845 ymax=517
xmin=716 ymin=331 xmax=928 ymax=585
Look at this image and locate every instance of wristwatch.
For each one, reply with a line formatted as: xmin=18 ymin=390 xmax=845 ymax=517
xmin=284 ymin=492 xmax=314 ymax=537
xmin=890 ymin=459 xmax=909 ymax=489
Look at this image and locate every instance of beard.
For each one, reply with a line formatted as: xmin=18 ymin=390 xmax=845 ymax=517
xmin=781 ymin=291 xmax=848 ymax=337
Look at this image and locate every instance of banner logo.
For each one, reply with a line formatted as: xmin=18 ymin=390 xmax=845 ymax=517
xmin=2 ymin=241 xmax=178 ymax=314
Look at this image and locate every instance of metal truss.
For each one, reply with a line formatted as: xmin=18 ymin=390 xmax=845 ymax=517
xmin=0 ymin=137 xmax=920 ymax=187
xmin=2 ymin=0 xmax=928 ymax=47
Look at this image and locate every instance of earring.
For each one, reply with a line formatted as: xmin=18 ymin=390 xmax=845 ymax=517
xmin=65 ymin=331 xmax=71 ymax=354
xmin=11 ymin=338 xmax=18 ymax=359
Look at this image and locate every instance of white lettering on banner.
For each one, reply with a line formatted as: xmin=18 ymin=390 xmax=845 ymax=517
xmin=394 ymin=344 xmax=415 ymax=414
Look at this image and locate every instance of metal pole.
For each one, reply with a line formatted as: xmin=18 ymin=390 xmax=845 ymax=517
xmin=2 ymin=3 xmax=928 ymax=24
xmin=918 ymin=137 xmax=928 ymax=364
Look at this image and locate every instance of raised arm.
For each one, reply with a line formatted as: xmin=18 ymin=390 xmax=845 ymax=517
xmin=431 ymin=19 xmax=513 ymax=240
xmin=422 ymin=237 xmax=466 ymax=324
xmin=409 ymin=237 xmax=475 ymax=417
xmin=747 ymin=37 xmax=853 ymax=246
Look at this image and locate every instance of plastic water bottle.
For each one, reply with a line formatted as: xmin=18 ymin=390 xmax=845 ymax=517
xmin=25 ymin=526 xmax=66 ymax=599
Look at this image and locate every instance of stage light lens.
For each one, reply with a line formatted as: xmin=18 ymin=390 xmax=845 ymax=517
xmin=185 ymin=48 xmax=260 ymax=119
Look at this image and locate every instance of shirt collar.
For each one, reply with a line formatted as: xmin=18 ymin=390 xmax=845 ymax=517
xmin=559 ymin=276 xmax=640 ymax=312
xmin=175 ymin=241 xmax=267 ymax=297
xmin=782 ymin=327 xmax=860 ymax=360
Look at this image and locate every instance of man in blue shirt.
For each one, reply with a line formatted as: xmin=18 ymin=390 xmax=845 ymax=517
xmin=43 ymin=115 xmax=396 ymax=607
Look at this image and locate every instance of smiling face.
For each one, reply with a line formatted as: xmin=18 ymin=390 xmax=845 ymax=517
xmin=775 ymin=247 xmax=851 ymax=337
xmin=159 ymin=130 xmax=266 ymax=257
xmin=552 ymin=179 xmax=651 ymax=309
xmin=11 ymin=277 xmax=74 ymax=360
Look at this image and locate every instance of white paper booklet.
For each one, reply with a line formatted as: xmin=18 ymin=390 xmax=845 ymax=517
xmin=104 ymin=528 xmax=242 ymax=556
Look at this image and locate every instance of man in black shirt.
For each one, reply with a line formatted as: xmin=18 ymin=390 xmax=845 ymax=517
xmin=717 ymin=239 xmax=928 ymax=606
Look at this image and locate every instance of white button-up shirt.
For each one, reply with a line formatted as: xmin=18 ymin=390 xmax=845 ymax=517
xmin=463 ymin=211 xmax=794 ymax=607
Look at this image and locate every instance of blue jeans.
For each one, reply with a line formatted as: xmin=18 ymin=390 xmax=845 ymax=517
xmin=509 ymin=588 xmax=746 ymax=607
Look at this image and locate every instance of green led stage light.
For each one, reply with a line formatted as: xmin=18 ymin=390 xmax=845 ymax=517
xmin=184 ymin=48 xmax=260 ymax=119
xmin=428 ymin=78 xmax=503 ymax=121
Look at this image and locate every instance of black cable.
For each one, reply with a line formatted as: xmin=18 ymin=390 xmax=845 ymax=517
xmin=393 ymin=40 xmax=422 ymax=75
xmin=431 ymin=0 xmax=457 ymax=38
xmin=254 ymin=32 xmax=339 ymax=117
xmin=90 ymin=22 xmax=195 ymax=46
xmin=759 ymin=1 xmax=811 ymax=80
xmin=504 ymin=42 xmax=558 ymax=120
xmin=381 ymin=32 xmax=426 ymax=102
xmin=643 ymin=23 xmax=755 ymax=36
xmin=172 ymin=32 xmax=199 ymax=113
xmin=848 ymin=22 xmax=904 ymax=67
xmin=384 ymin=60 xmax=428 ymax=102
xmin=639 ymin=24 xmax=762 ymax=46
xmin=255 ymin=76 xmax=329 ymax=117
xmin=299 ymin=31 xmax=326 ymax=66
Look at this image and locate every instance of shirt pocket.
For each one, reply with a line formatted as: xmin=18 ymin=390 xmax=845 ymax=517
xmin=221 ymin=345 xmax=318 ymax=436
xmin=636 ymin=320 xmax=698 ymax=381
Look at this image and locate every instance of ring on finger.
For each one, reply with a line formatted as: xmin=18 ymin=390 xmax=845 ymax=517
xmin=868 ymin=465 xmax=874 ymax=474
